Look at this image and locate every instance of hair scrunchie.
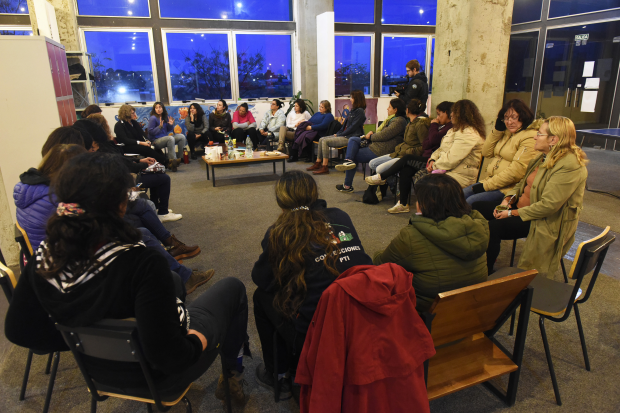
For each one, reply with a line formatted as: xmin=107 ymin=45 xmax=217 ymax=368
xmin=57 ymin=203 xmax=85 ymax=217
xmin=291 ymin=206 xmax=309 ymax=212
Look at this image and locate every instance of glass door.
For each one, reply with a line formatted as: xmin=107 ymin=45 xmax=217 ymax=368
xmin=537 ymin=21 xmax=620 ymax=129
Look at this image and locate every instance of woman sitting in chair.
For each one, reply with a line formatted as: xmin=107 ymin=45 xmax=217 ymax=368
xmin=373 ymin=173 xmax=489 ymax=312
xmin=5 ymin=152 xmax=250 ymax=402
xmin=472 ymin=116 xmax=588 ymax=275
xmin=252 ymin=171 xmax=372 ymax=400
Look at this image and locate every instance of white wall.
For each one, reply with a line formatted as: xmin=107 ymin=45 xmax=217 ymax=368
xmin=316 ymin=12 xmax=336 ymax=112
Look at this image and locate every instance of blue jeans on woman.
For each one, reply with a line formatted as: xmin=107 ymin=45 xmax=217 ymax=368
xmin=463 ymin=184 xmax=505 ymax=206
xmin=344 ymin=136 xmax=378 ymax=187
xmin=128 ymin=198 xmax=171 ymax=241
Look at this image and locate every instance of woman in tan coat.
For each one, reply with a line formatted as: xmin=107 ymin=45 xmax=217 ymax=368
xmin=463 ymin=99 xmax=540 ymax=205
xmin=473 ymin=116 xmax=588 ymax=275
xmin=427 ymin=99 xmax=486 ymax=188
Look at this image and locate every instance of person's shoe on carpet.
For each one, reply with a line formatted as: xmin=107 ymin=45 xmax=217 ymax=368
xmin=307 ymin=161 xmax=322 ymax=171
xmin=255 ymin=363 xmax=292 ymax=400
xmin=313 ymin=165 xmax=329 ymax=175
xmin=365 ymin=174 xmax=386 ymax=186
xmin=215 ymin=369 xmax=247 ymax=402
xmin=388 ymin=201 xmax=410 ymax=214
xmin=335 ymin=161 xmax=356 ymax=171
xmin=158 ymin=212 xmax=182 ymax=222
xmin=336 ymin=184 xmax=354 ymax=193
xmin=163 ymin=234 xmax=201 ymax=260
xmin=185 ymin=269 xmax=215 ymax=294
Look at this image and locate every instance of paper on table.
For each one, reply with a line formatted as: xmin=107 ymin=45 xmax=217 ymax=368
xmin=583 ymin=61 xmax=595 ymax=77
xmin=584 ymin=78 xmax=600 ymax=89
xmin=581 ymin=91 xmax=598 ymax=113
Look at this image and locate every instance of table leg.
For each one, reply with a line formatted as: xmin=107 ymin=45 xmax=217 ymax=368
xmin=212 ymin=166 xmax=216 ymax=187
xmin=206 ymin=163 xmax=210 ymax=180
xmin=273 ymin=161 xmax=276 ymax=174
xmin=283 ymin=159 xmax=286 ymax=174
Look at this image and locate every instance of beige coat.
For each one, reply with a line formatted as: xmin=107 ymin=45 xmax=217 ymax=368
xmin=481 ymin=119 xmax=541 ymax=193
xmin=507 ymin=152 xmax=587 ymax=276
xmin=430 ymin=126 xmax=485 ymax=188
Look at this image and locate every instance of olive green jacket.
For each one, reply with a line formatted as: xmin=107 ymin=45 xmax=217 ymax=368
xmin=481 ymin=119 xmax=542 ymax=194
xmin=372 ymin=210 xmax=489 ymax=312
xmin=507 ymin=152 xmax=588 ymax=276
xmin=390 ymin=116 xmax=431 ymax=158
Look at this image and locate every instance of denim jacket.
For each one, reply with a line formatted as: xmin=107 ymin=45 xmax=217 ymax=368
xmin=259 ymin=109 xmax=286 ymax=138
xmin=337 ymin=107 xmax=366 ymax=138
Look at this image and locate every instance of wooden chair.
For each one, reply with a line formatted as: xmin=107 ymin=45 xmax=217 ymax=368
xmin=490 ymin=226 xmax=615 ymax=406
xmin=57 ymin=318 xmax=233 ymax=413
xmin=0 ymin=259 xmax=60 ymax=413
xmin=421 ymin=269 xmax=536 ymax=406
xmin=14 ymin=223 xmax=33 ymax=274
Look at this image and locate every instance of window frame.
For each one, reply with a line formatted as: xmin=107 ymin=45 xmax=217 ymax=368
xmin=79 ymin=26 xmax=161 ymax=106
xmin=0 ymin=24 xmax=33 ymax=33
xmin=334 ymin=32 xmax=375 ymax=97
xmin=379 ymin=33 xmax=432 ymax=97
xmin=504 ymin=28 xmax=541 ymax=105
xmin=158 ymin=0 xmax=295 ymax=22
xmin=510 ymin=0 xmax=543 ymax=27
xmin=334 ymin=0 xmax=375 ymax=25
xmin=547 ymin=2 xmax=620 ymax=22
xmin=72 ymin=0 xmax=152 ymax=19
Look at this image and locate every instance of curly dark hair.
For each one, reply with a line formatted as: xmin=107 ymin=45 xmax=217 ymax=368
xmin=150 ymin=102 xmax=169 ymax=122
xmin=294 ymin=99 xmax=307 ymax=114
xmin=189 ymin=103 xmax=205 ymax=119
xmin=451 ymin=99 xmax=486 ymax=139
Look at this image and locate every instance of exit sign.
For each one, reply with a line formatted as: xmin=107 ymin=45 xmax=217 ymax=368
xmin=575 ymin=34 xmax=589 ymax=41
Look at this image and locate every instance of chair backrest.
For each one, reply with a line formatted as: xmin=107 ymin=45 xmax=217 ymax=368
xmin=0 ymin=260 xmax=17 ymax=303
xmin=15 ymin=223 xmax=33 ymax=257
xmin=426 ymin=270 xmax=537 ymax=347
xmin=56 ymin=318 xmax=169 ymax=407
xmin=566 ymin=226 xmax=615 ymax=305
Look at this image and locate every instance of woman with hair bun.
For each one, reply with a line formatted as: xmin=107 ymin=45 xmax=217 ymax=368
xmin=473 ymin=116 xmax=588 ymax=275
xmin=259 ymin=99 xmax=286 ymax=145
xmin=252 ymin=171 xmax=372 ymax=400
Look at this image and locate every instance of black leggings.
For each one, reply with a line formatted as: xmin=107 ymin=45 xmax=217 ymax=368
xmin=186 ymin=131 xmax=208 ymax=155
xmin=139 ymin=173 xmax=171 ymax=215
xmin=123 ymin=144 xmax=167 ymax=165
xmin=380 ymin=154 xmax=428 ymax=206
xmin=231 ymin=127 xmax=259 ymax=149
xmin=472 ymin=201 xmax=531 ymax=274
xmin=253 ymin=288 xmax=306 ymax=375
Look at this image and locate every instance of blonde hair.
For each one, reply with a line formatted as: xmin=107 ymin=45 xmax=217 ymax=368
xmin=320 ymin=100 xmax=332 ymax=114
xmin=118 ymin=104 xmax=134 ymax=122
xmin=543 ymin=116 xmax=588 ymax=169
xmin=87 ymin=113 xmax=113 ymax=140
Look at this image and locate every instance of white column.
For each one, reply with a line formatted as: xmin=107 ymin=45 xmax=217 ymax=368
xmin=316 ymin=12 xmax=336 ymax=111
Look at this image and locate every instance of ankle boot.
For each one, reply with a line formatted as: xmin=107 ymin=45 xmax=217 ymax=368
xmin=312 ymin=165 xmax=329 ymax=175
xmin=306 ymin=161 xmax=322 ymax=171
xmin=163 ymin=234 xmax=201 ymax=260
xmin=287 ymin=153 xmax=298 ymax=163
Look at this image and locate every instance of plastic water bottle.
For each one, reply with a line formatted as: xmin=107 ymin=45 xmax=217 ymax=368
xmin=226 ymin=133 xmax=233 ymax=153
xmin=245 ymin=136 xmax=253 ymax=158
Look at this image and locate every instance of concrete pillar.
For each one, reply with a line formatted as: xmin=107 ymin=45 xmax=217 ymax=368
xmin=431 ymin=0 xmax=514 ymax=127
xmin=295 ymin=0 xmax=333 ymax=111
xmin=27 ymin=0 xmax=80 ymax=50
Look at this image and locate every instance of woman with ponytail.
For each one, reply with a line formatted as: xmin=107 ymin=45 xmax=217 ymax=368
xmin=472 ymin=116 xmax=588 ymax=275
xmin=6 ymin=152 xmax=250 ymax=402
xmin=252 ymin=171 xmax=372 ymax=400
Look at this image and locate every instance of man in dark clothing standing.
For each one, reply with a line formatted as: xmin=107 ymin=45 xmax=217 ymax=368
xmin=395 ymin=59 xmax=429 ymax=112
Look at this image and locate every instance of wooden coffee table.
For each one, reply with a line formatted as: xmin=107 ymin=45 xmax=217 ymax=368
xmin=202 ymin=151 xmax=289 ymax=187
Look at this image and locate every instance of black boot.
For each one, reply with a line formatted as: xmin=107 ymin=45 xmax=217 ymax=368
xmin=287 ymin=152 xmax=299 ymax=163
xmin=190 ymin=151 xmax=197 ymax=160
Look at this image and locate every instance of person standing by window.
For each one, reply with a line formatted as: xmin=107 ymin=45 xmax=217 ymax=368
xmin=394 ymin=60 xmax=429 ymax=112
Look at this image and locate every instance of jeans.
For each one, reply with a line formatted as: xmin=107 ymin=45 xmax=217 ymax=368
xmin=138 ymin=173 xmax=171 ymax=215
xmin=463 ymin=185 xmax=505 ymax=206
xmin=153 ymin=134 xmax=187 ymax=160
xmin=139 ymin=228 xmax=192 ymax=282
xmin=128 ymin=198 xmax=171 ymax=241
xmin=369 ymin=155 xmax=399 ymax=175
xmin=472 ymin=201 xmax=532 ymax=274
xmin=253 ymin=288 xmax=305 ymax=375
xmin=344 ymin=136 xmax=378 ymax=187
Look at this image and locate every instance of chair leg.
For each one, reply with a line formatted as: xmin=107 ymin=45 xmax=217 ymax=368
xmin=574 ymin=304 xmax=591 ymax=371
xmin=19 ymin=350 xmax=34 ymax=401
xmin=42 ymin=352 xmax=60 ymax=413
xmin=510 ymin=239 xmax=518 ymax=267
xmin=146 ymin=403 xmax=153 ymax=413
xmin=561 ymin=260 xmax=568 ymax=283
xmin=90 ymin=395 xmax=97 ymax=413
xmin=539 ymin=316 xmax=562 ymax=406
xmin=508 ymin=312 xmax=516 ymax=336
xmin=44 ymin=353 xmax=53 ymax=374
xmin=183 ymin=396 xmax=192 ymax=413
xmin=272 ymin=331 xmax=280 ymax=403
xmin=220 ymin=354 xmax=232 ymax=413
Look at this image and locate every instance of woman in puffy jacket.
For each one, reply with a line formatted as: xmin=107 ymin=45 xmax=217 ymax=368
xmin=463 ymin=99 xmax=540 ymax=205
xmin=373 ymin=173 xmax=488 ymax=312
xmin=14 ymin=144 xmax=87 ymax=249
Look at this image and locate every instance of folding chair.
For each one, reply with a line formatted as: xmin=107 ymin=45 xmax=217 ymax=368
xmin=489 ymin=226 xmax=615 ymax=406
xmin=14 ymin=223 xmax=33 ymax=274
xmin=57 ymin=318 xmax=233 ymax=413
xmin=421 ymin=269 xmax=536 ymax=406
xmin=0 ymin=259 xmax=60 ymax=413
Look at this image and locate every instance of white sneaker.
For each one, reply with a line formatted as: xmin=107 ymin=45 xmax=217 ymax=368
xmin=158 ymin=212 xmax=183 ymax=222
xmin=365 ymin=174 xmax=386 ymax=186
xmin=168 ymin=209 xmax=173 ymax=213
xmin=388 ymin=202 xmax=410 ymax=214
xmin=335 ymin=161 xmax=357 ymax=172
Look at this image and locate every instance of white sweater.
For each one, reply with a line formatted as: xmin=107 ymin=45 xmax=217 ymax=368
xmin=286 ymin=110 xmax=312 ymax=129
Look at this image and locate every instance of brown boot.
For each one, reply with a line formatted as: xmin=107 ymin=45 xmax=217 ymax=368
xmin=163 ymin=234 xmax=201 ymax=260
xmin=185 ymin=269 xmax=215 ymax=294
xmin=167 ymin=159 xmax=178 ymax=172
xmin=306 ymin=161 xmax=322 ymax=171
xmin=313 ymin=165 xmax=329 ymax=175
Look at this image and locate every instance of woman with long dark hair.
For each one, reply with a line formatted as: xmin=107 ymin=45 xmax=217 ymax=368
xmin=6 ymin=152 xmax=250 ymax=402
xmin=114 ymin=104 xmax=167 ymax=165
xmin=207 ymin=99 xmax=232 ymax=143
xmin=252 ymin=171 xmax=372 ymax=400
xmin=185 ymin=103 xmax=209 ymax=159
xmin=308 ymin=90 xmax=367 ymax=175
xmin=277 ymin=99 xmax=311 ymax=151
xmin=147 ymin=102 xmax=187 ymax=171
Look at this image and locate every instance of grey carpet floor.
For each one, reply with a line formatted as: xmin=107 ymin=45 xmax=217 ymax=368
xmin=1 ymin=155 xmax=620 ymax=413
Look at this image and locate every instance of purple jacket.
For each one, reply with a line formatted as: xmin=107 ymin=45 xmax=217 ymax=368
xmin=13 ymin=169 xmax=55 ymax=249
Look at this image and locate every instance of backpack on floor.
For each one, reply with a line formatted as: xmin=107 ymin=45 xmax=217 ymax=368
xmin=362 ymin=185 xmax=382 ymax=204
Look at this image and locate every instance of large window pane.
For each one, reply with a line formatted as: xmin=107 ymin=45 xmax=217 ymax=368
xmin=0 ymin=0 xmax=28 ymax=14
xmin=0 ymin=28 xmax=32 ymax=35
xmin=512 ymin=0 xmax=543 ymax=24
xmin=549 ymin=0 xmax=620 ymax=19
xmin=236 ymin=34 xmax=293 ymax=99
xmin=159 ymin=0 xmax=292 ymax=21
xmin=76 ymin=0 xmax=149 ymax=17
xmin=165 ymin=32 xmax=231 ymax=102
xmin=335 ymin=36 xmax=372 ymax=96
xmin=335 ymin=0 xmax=374 ymax=24
xmin=84 ymin=31 xmax=156 ymax=103
xmin=504 ymin=31 xmax=539 ymax=106
xmin=382 ymin=0 xmax=436 ymax=25
xmin=382 ymin=37 xmax=427 ymax=95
